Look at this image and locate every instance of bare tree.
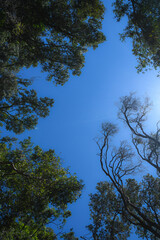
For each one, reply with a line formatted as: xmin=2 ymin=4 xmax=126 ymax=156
xmin=118 ymin=93 xmax=160 ymax=173
xmin=96 ymin=93 xmax=160 ymax=239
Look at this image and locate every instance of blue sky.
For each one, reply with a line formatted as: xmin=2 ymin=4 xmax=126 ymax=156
xmin=3 ymin=1 xmax=160 ymax=239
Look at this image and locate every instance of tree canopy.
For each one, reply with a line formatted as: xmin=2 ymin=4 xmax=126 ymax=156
xmin=90 ymin=94 xmax=160 ymax=239
xmin=88 ymin=176 xmax=160 ymax=240
xmin=1 ymin=0 xmax=106 ymax=86
xmin=0 ymin=137 xmax=83 ymax=239
xmin=87 ymin=181 xmax=131 ymax=240
xmin=113 ymin=0 xmax=160 ymax=73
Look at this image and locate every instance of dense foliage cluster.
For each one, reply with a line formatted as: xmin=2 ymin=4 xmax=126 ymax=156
xmin=113 ymin=0 xmax=160 ymax=73
xmin=1 ymin=0 xmax=105 ymax=85
xmin=0 ymin=137 xmax=83 ymax=239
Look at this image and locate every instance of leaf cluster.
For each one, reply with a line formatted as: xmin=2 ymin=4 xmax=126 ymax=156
xmin=0 ymin=137 xmax=83 ymax=239
xmin=113 ymin=0 xmax=160 ymax=73
xmin=0 ymin=78 xmax=54 ymax=133
xmin=1 ymin=0 xmax=106 ymax=85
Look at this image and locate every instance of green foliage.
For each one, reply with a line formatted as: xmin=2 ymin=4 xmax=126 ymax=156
xmin=0 ymin=137 xmax=83 ymax=239
xmin=88 ymin=176 xmax=160 ymax=240
xmin=0 ymin=78 xmax=54 ymax=133
xmin=112 ymin=0 xmax=160 ymax=73
xmin=61 ymin=229 xmax=79 ymax=240
xmin=87 ymin=182 xmax=131 ymax=240
xmin=1 ymin=0 xmax=106 ymax=85
xmin=1 ymin=222 xmax=57 ymax=240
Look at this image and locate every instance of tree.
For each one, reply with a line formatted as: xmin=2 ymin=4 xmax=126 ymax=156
xmin=92 ymin=94 xmax=160 ymax=239
xmin=88 ymin=177 xmax=160 ymax=240
xmin=0 ymin=137 xmax=83 ymax=239
xmin=112 ymin=0 xmax=160 ymax=73
xmin=87 ymin=181 xmax=131 ymax=240
xmin=0 ymin=78 xmax=54 ymax=133
xmin=1 ymin=0 xmax=106 ymax=86
xmin=61 ymin=230 xmax=79 ymax=240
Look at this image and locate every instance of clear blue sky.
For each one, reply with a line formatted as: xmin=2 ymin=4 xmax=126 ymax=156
xmin=3 ymin=1 xmax=160 ymax=239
